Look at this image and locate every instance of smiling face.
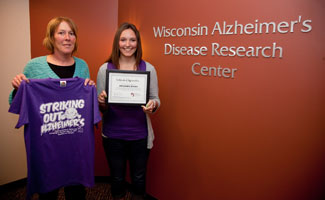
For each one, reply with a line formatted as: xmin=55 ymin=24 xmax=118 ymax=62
xmin=119 ymin=28 xmax=137 ymax=58
xmin=53 ymin=21 xmax=76 ymax=56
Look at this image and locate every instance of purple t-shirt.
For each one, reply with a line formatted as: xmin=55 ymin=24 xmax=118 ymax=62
xmin=103 ymin=61 xmax=148 ymax=140
xmin=9 ymin=77 xmax=101 ymax=198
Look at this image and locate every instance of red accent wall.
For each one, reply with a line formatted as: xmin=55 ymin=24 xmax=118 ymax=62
xmin=118 ymin=0 xmax=325 ymax=199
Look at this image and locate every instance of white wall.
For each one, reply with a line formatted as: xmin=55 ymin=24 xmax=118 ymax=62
xmin=0 ymin=0 xmax=30 ymax=185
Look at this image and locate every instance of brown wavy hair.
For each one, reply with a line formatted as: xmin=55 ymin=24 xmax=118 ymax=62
xmin=107 ymin=22 xmax=143 ymax=68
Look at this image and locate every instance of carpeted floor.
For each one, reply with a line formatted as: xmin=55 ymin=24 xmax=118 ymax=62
xmin=0 ymin=179 xmax=156 ymax=200
xmin=1 ymin=182 xmax=113 ymax=200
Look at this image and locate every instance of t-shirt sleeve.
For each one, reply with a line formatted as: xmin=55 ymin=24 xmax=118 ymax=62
xmin=92 ymin=86 xmax=102 ymax=125
xmin=8 ymin=81 xmax=29 ymax=128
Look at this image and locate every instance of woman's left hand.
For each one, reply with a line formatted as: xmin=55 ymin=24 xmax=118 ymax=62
xmin=84 ymin=78 xmax=96 ymax=86
xmin=142 ymin=100 xmax=156 ymax=114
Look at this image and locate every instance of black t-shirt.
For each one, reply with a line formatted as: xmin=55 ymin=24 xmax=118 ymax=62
xmin=12 ymin=62 xmax=76 ymax=99
xmin=48 ymin=62 xmax=76 ymax=78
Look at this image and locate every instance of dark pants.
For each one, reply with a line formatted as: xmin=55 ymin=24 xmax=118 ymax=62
xmin=38 ymin=185 xmax=86 ymax=200
xmin=102 ymin=137 xmax=150 ymax=198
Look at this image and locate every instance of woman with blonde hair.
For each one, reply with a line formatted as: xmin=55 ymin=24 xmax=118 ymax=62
xmin=9 ymin=17 xmax=96 ymax=200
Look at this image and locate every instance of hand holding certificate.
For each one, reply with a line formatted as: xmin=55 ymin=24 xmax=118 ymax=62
xmin=106 ymin=69 xmax=150 ymax=106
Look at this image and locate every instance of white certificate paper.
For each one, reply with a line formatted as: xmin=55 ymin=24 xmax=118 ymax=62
xmin=106 ymin=70 xmax=150 ymax=105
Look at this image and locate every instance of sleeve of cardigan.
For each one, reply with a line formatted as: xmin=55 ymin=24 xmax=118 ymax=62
xmin=146 ymin=62 xmax=161 ymax=110
xmin=8 ymin=60 xmax=33 ymax=105
xmin=96 ymin=63 xmax=108 ymax=96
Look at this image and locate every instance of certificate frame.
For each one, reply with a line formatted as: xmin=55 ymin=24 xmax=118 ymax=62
xmin=106 ymin=69 xmax=150 ymax=106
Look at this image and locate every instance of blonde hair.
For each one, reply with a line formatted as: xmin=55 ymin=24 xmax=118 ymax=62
xmin=43 ymin=17 xmax=78 ymax=54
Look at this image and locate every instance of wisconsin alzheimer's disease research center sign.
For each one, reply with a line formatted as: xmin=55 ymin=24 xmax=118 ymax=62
xmin=152 ymin=16 xmax=313 ymax=79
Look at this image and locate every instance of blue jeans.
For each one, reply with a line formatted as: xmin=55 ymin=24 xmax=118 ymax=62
xmin=102 ymin=137 xmax=150 ymax=198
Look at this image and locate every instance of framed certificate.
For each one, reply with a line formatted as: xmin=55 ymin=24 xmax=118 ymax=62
xmin=106 ymin=69 xmax=150 ymax=105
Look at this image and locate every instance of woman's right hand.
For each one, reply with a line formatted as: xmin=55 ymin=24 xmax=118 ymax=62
xmin=11 ymin=74 xmax=29 ymax=90
xmin=98 ymin=90 xmax=107 ymax=104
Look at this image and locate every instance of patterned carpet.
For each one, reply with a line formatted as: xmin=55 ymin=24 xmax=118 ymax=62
xmin=0 ymin=180 xmax=152 ymax=200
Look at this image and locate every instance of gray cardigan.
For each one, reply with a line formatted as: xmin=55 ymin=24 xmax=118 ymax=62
xmin=96 ymin=61 xmax=160 ymax=149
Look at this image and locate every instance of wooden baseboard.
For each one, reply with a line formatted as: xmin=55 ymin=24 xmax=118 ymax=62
xmin=0 ymin=178 xmax=27 ymax=194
